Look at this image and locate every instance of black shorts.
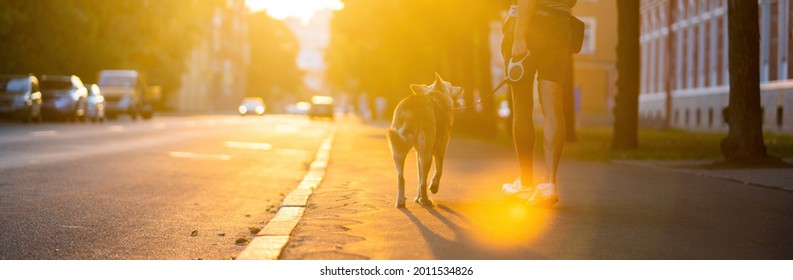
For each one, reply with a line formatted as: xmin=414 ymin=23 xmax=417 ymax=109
xmin=501 ymin=13 xmax=571 ymax=84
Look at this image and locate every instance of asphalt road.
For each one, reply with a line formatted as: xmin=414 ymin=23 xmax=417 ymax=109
xmin=0 ymin=114 xmax=333 ymax=259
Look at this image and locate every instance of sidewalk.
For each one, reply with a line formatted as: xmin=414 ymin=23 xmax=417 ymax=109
xmin=279 ymin=120 xmax=793 ymax=259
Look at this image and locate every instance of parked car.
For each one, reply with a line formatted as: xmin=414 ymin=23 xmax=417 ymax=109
xmin=85 ymin=84 xmax=106 ymax=123
xmin=97 ymin=70 xmax=152 ymax=120
xmin=40 ymin=75 xmax=88 ymax=122
xmin=309 ymin=95 xmax=334 ymax=119
xmin=0 ymin=74 xmax=42 ymax=123
xmin=286 ymin=101 xmax=311 ymax=115
xmin=238 ymin=97 xmax=266 ymax=116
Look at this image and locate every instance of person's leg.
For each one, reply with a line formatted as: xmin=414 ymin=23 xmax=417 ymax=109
xmin=511 ymin=75 xmax=535 ymax=185
xmin=537 ymin=80 xmax=566 ymax=184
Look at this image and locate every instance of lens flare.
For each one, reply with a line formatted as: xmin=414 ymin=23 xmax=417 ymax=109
xmin=460 ymin=195 xmax=552 ymax=250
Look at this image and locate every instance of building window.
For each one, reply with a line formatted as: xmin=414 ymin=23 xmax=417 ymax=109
xmin=777 ymin=106 xmax=784 ymax=128
xmin=769 ymin=0 xmax=780 ymax=81
xmin=708 ymin=108 xmax=714 ymax=127
xmin=580 ymin=17 xmax=597 ymax=55
xmin=685 ymin=108 xmax=690 ymax=126
xmin=696 ymin=108 xmax=701 ymax=126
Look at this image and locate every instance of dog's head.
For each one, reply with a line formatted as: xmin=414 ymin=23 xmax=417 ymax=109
xmin=409 ymin=73 xmax=463 ymax=110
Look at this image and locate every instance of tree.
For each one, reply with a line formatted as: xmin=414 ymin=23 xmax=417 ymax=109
xmin=325 ymin=0 xmax=502 ymax=134
xmin=0 ymin=0 xmax=223 ymax=105
xmin=611 ymin=0 xmax=641 ymax=150
xmin=719 ymin=0 xmax=779 ymax=165
xmin=247 ymin=11 xmax=302 ymax=111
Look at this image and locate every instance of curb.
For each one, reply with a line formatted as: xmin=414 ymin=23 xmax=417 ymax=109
xmin=236 ymin=125 xmax=337 ymax=260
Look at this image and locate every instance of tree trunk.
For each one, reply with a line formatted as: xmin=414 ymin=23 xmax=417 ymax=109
xmin=720 ymin=0 xmax=770 ymax=163
xmin=611 ymin=0 xmax=641 ymax=150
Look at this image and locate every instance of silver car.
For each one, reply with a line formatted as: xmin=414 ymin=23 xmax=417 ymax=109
xmin=85 ymin=84 xmax=106 ymax=123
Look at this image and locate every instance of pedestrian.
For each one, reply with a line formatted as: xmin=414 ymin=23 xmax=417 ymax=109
xmin=500 ymin=0 xmax=577 ymax=207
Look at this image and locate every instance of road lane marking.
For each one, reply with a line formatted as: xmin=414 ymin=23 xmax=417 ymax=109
xmin=237 ymin=125 xmax=338 ymax=260
xmin=108 ymin=125 xmax=124 ymax=132
xmin=169 ymin=151 xmax=231 ymax=161
xmin=31 ymin=130 xmax=58 ymax=137
xmin=224 ymin=141 xmax=272 ymax=151
xmin=275 ymin=124 xmax=300 ymax=133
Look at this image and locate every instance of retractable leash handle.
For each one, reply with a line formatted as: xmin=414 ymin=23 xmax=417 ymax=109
xmin=454 ymin=52 xmax=528 ymax=111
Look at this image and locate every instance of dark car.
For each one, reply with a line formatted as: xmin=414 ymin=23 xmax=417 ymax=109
xmin=0 ymin=75 xmax=42 ymax=123
xmin=85 ymin=84 xmax=106 ymax=123
xmin=40 ymin=75 xmax=88 ymax=122
xmin=309 ymin=95 xmax=334 ymax=119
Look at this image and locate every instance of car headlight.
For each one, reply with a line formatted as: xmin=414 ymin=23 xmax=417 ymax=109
xmin=239 ymin=105 xmax=247 ymax=114
xmin=255 ymin=106 xmax=265 ymax=114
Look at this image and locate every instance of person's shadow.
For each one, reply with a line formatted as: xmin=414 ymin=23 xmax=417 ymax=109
xmin=398 ymin=203 xmax=546 ymax=259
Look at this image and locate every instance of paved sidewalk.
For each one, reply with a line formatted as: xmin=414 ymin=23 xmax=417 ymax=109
xmin=279 ymin=120 xmax=793 ymax=259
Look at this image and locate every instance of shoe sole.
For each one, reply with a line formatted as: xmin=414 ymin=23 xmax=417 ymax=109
xmin=529 ymin=195 xmax=558 ymax=208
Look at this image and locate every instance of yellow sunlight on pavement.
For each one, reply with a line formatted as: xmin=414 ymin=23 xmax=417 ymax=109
xmin=461 ymin=195 xmax=551 ymax=250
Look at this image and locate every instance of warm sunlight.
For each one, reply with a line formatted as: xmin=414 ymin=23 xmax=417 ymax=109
xmin=246 ymin=0 xmax=344 ymax=23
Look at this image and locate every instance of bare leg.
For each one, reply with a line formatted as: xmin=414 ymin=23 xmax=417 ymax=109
xmin=511 ymin=77 xmax=535 ymax=185
xmin=537 ymin=80 xmax=566 ymax=184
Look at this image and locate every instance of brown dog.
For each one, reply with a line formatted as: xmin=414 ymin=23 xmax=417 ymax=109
xmin=387 ymin=73 xmax=462 ymax=208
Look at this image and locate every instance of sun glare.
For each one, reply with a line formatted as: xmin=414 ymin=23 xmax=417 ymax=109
xmin=246 ymin=0 xmax=344 ymax=23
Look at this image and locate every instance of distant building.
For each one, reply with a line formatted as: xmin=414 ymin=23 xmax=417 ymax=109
xmin=639 ymin=0 xmax=792 ymax=133
xmin=572 ymin=0 xmax=619 ymax=124
xmin=283 ymin=9 xmax=333 ymax=95
xmin=171 ymin=0 xmax=250 ymax=112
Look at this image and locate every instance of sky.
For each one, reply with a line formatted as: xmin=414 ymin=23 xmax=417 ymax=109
xmin=245 ymin=0 xmax=344 ymax=23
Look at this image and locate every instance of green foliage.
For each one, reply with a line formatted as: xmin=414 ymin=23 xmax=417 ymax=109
xmin=247 ymin=11 xmax=302 ymax=101
xmin=0 ymin=0 xmax=223 ymax=101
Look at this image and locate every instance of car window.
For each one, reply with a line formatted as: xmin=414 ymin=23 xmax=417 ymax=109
xmin=40 ymin=80 xmax=73 ymax=90
xmin=98 ymin=76 xmax=136 ymax=87
xmin=1 ymin=78 xmax=31 ymax=93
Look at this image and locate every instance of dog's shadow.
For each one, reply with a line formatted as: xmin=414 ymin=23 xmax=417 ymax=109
xmin=397 ymin=203 xmax=545 ymax=259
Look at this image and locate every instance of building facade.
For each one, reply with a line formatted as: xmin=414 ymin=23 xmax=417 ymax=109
xmin=171 ymin=0 xmax=250 ymax=113
xmin=639 ymin=0 xmax=792 ymax=133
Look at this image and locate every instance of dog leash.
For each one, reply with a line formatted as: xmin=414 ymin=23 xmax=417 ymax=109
xmin=455 ymin=78 xmax=509 ymax=111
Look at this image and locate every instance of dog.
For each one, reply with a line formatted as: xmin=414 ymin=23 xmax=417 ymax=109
xmin=387 ymin=73 xmax=463 ymax=208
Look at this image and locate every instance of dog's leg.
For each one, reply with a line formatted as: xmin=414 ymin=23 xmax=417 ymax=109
xmin=414 ymin=150 xmax=434 ymax=206
xmin=430 ymin=133 xmax=449 ymax=194
xmin=393 ymin=151 xmax=408 ymax=208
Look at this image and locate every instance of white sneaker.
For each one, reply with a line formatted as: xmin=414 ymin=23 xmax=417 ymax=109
xmin=527 ymin=183 xmax=558 ymax=207
xmin=502 ymin=177 xmax=530 ymax=196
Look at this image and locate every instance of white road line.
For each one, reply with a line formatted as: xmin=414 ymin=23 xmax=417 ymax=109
xmin=31 ymin=130 xmax=58 ymax=137
xmin=275 ymin=124 xmax=300 ymax=133
xmin=224 ymin=141 xmax=273 ymax=151
xmin=108 ymin=125 xmax=124 ymax=132
xmin=237 ymin=125 xmax=338 ymax=260
xmin=169 ymin=151 xmax=231 ymax=161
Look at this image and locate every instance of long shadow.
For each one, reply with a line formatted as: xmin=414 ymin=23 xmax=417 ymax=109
xmin=398 ymin=204 xmax=546 ymax=259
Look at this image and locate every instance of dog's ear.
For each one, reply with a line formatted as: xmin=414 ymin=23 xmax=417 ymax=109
xmin=410 ymin=84 xmax=430 ymax=95
xmin=451 ymin=86 xmax=463 ymax=97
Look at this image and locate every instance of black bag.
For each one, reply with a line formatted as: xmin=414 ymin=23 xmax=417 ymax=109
xmin=569 ymin=16 xmax=585 ymax=53
xmin=537 ymin=6 xmax=586 ymax=54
